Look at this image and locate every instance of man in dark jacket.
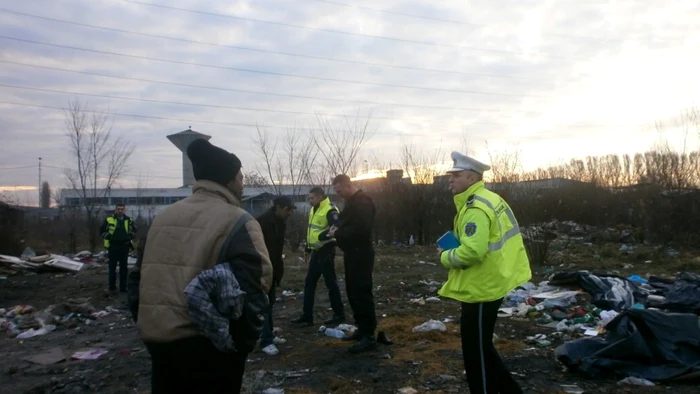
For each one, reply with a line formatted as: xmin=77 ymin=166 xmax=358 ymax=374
xmin=256 ymin=196 xmax=295 ymax=355
xmin=99 ymin=203 xmax=135 ymax=294
xmin=328 ymin=174 xmax=377 ymax=354
xmin=127 ymin=231 xmax=148 ymax=322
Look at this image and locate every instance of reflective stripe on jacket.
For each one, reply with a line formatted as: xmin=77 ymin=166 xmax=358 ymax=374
xmin=306 ymin=197 xmax=337 ymax=250
xmin=103 ymin=216 xmax=133 ymax=248
xmin=438 ymin=181 xmax=532 ymax=303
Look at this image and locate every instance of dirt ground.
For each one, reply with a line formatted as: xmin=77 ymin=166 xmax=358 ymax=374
xmin=1 ymin=245 xmax=699 ymax=394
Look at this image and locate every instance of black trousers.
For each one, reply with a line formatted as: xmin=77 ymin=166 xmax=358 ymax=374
xmin=343 ymin=246 xmax=377 ymax=336
xmin=461 ymin=299 xmax=523 ymax=394
xmin=302 ymin=248 xmax=345 ymax=318
xmin=260 ymin=284 xmax=276 ymax=347
xmin=147 ymin=336 xmax=249 ymax=394
xmin=108 ymin=245 xmax=129 ymax=291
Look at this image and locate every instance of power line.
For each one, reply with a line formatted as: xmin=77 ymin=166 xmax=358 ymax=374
xmin=40 ymin=164 xmax=183 ymax=180
xmin=306 ymin=0 xmax=620 ymax=42
xmin=1 ymin=84 xmax=480 ymax=122
xmin=0 ymin=36 xmax=544 ymax=98
xmin=0 ymin=60 xmax=501 ymax=112
xmin=0 ymin=100 xmax=443 ymax=136
xmin=0 ymin=165 xmax=37 ymax=171
xmin=121 ymin=0 xmax=573 ymax=60
xmin=309 ymin=0 xmax=480 ymax=26
xmin=0 ymin=9 xmax=540 ymax=81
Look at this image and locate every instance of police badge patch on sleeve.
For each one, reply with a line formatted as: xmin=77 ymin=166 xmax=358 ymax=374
xmin=465 ymin=222 xmax=477 ymax=237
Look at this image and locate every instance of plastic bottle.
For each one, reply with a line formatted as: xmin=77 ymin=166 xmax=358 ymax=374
xmin=528 ymin=304 xmax=546 ymax=313
xmin=324 ymin=328 xmax=346 ymax=338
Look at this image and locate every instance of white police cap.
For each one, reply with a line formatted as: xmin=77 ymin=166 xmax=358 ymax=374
xmin=446 ymin=151 xmax=491 ymax=174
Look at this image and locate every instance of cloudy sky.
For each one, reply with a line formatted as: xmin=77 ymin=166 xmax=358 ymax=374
xmin=1 ymin=0 xmax=699 ymax=204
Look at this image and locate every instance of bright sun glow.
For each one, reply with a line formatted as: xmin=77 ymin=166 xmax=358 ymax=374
xmin=351 ymin=170 xmax=386 ymax=181
xmin=0 ymin=186 xmax=36 ymax=192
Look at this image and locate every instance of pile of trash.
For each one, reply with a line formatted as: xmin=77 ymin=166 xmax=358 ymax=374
xmin=504 ymin=270 xmax=700 ymax=382
xmin=523 ymin=220 xmax=640 ymax=244
xmin=0 ymin=247 xmax=137 ymax=274
xmin=1 ymin=298 xmax=121 ymax=339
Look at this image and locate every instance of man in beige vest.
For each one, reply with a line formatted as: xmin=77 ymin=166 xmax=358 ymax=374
xmin=137 ymin=139 xmax=272 ymax=394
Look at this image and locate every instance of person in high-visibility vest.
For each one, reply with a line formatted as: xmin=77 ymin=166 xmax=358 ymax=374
xmin=99 ymin=203 xmax=136 ymax=294
xmin=291 ymin=187 xmax=345 ymax=326
xmin=438 ymin=151 xmax=531 ymax=394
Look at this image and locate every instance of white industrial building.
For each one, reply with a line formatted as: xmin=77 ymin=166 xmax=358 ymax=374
xmin=59 ymin=128 xmax=336 ymax=220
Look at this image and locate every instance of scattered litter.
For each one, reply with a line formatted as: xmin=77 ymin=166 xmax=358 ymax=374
xmin=618 ymin=377 xmax=655 ymax=386
xmin=16 ymin=325 xmax=56 ymax=339
xmin=412 ymin=320 xmax=446 ymax=333
xmin=397 ymin=388 xmax=418 ymax=394
xmin=560 ymin=384 xmax=584 ymax=393
xmin=72 ymin=349 xmax=108 ymax=360
xmin=21 ymin=347 xmax=66 ymax=365
xmin=336 ymin=324 xmax=357 ymax=333
xmin=262 ymin=389 xmax=284 ymax=394
xmin=425 ymin=297 xmax=441 ymax=303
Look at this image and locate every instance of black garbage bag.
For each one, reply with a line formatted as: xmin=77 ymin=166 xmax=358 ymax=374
xmin=555 ymin=309 xmax=700 ymax=381
xmin=649 ymin=272 xmax=700 ymax=314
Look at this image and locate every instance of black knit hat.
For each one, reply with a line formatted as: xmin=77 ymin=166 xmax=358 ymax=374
xmin=186 ymin=139 xmax=242 ymax=186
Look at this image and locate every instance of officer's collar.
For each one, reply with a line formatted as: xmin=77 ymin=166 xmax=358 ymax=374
xmin=453 ymin=181 xmax=485 ymax=208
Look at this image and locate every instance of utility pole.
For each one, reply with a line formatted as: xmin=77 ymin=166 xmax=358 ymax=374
xmin=38 ymin=157 xmax=42 ymax=207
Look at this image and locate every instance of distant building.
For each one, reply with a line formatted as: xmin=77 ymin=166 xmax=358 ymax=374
xmin=58 ymin=129 xmax=341 ymax=220
xmin=9 ymin=205 xmax=60 ymax=221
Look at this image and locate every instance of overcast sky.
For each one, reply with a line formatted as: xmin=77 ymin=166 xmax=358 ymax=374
xmin=1 ymin=0 xmax=699 ymax=204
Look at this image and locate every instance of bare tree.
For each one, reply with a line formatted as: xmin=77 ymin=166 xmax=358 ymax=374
xmin=251 ymin=126 xmax=282 ymax=195
xmin=311 ymin=110 xmax=376 ymax=177
xmin=243 ymin=173 xmax=269 ymax=188
xmin=487 ymin=145 xmax=523 ymax=184
xmin=400 ymin=141 xmax=446 ymax=184
xmin=63 ymin=99 xmax=135 ymax=252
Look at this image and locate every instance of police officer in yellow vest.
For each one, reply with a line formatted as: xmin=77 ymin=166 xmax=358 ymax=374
xmin=438 ymin=151 xmax=531 ymax=394
xmin=292 ymin=187 xmax=345 ymax=326
xmin=99 ymin=203 xmax=136 ymax=294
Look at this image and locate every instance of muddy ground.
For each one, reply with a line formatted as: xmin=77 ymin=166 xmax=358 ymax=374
xmin=1 ymin=244 xmax=699 ymax=394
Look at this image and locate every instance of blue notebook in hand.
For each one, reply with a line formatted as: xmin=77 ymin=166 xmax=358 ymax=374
xmin=437 ymin=231 xmax=460 ymax=250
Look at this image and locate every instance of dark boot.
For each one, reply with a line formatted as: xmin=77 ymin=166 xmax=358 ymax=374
xmin=348 ymin=336 xmax=377 ymax=354
xmin=324 ymin=315 xmax=345 ymax=325
xmin=291 ymin=315 xmax=313 ymax=326
xmin=342 ymin=331 xmax=362 ymax=342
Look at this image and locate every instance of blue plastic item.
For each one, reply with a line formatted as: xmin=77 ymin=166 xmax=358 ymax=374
xmin=437 ymin=231 xmax=460 ymax=250
xmin=627 ymin=274 xmax=648 ymax=284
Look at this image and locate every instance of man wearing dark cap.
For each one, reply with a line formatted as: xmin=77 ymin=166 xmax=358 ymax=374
xmin=136 ymin=138 xmax=273 ymax=394
xmin=256 ymin=196 xmax=296 ymax=356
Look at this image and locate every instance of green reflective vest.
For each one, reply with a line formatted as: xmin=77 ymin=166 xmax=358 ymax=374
xmin=439 ymin=181 xmax=532 ymax=303
xmin=104 ymin=216 xmax=133 ymax=249
xmin=306 ymin=197 xmax=338 ymax=250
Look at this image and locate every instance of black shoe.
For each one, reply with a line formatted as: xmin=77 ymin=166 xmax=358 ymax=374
xmin=324 ymin=315 xmax=345 ymax=325
xmin=348 ymin=336 xmax=377 ymax=354
xmin=377 ymin=331 xmax=393 ymax=345
xmin=291 ymin=316 xmax=313 ymax=326
xmin=342 ymin=331 xmax=362 ymax=342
